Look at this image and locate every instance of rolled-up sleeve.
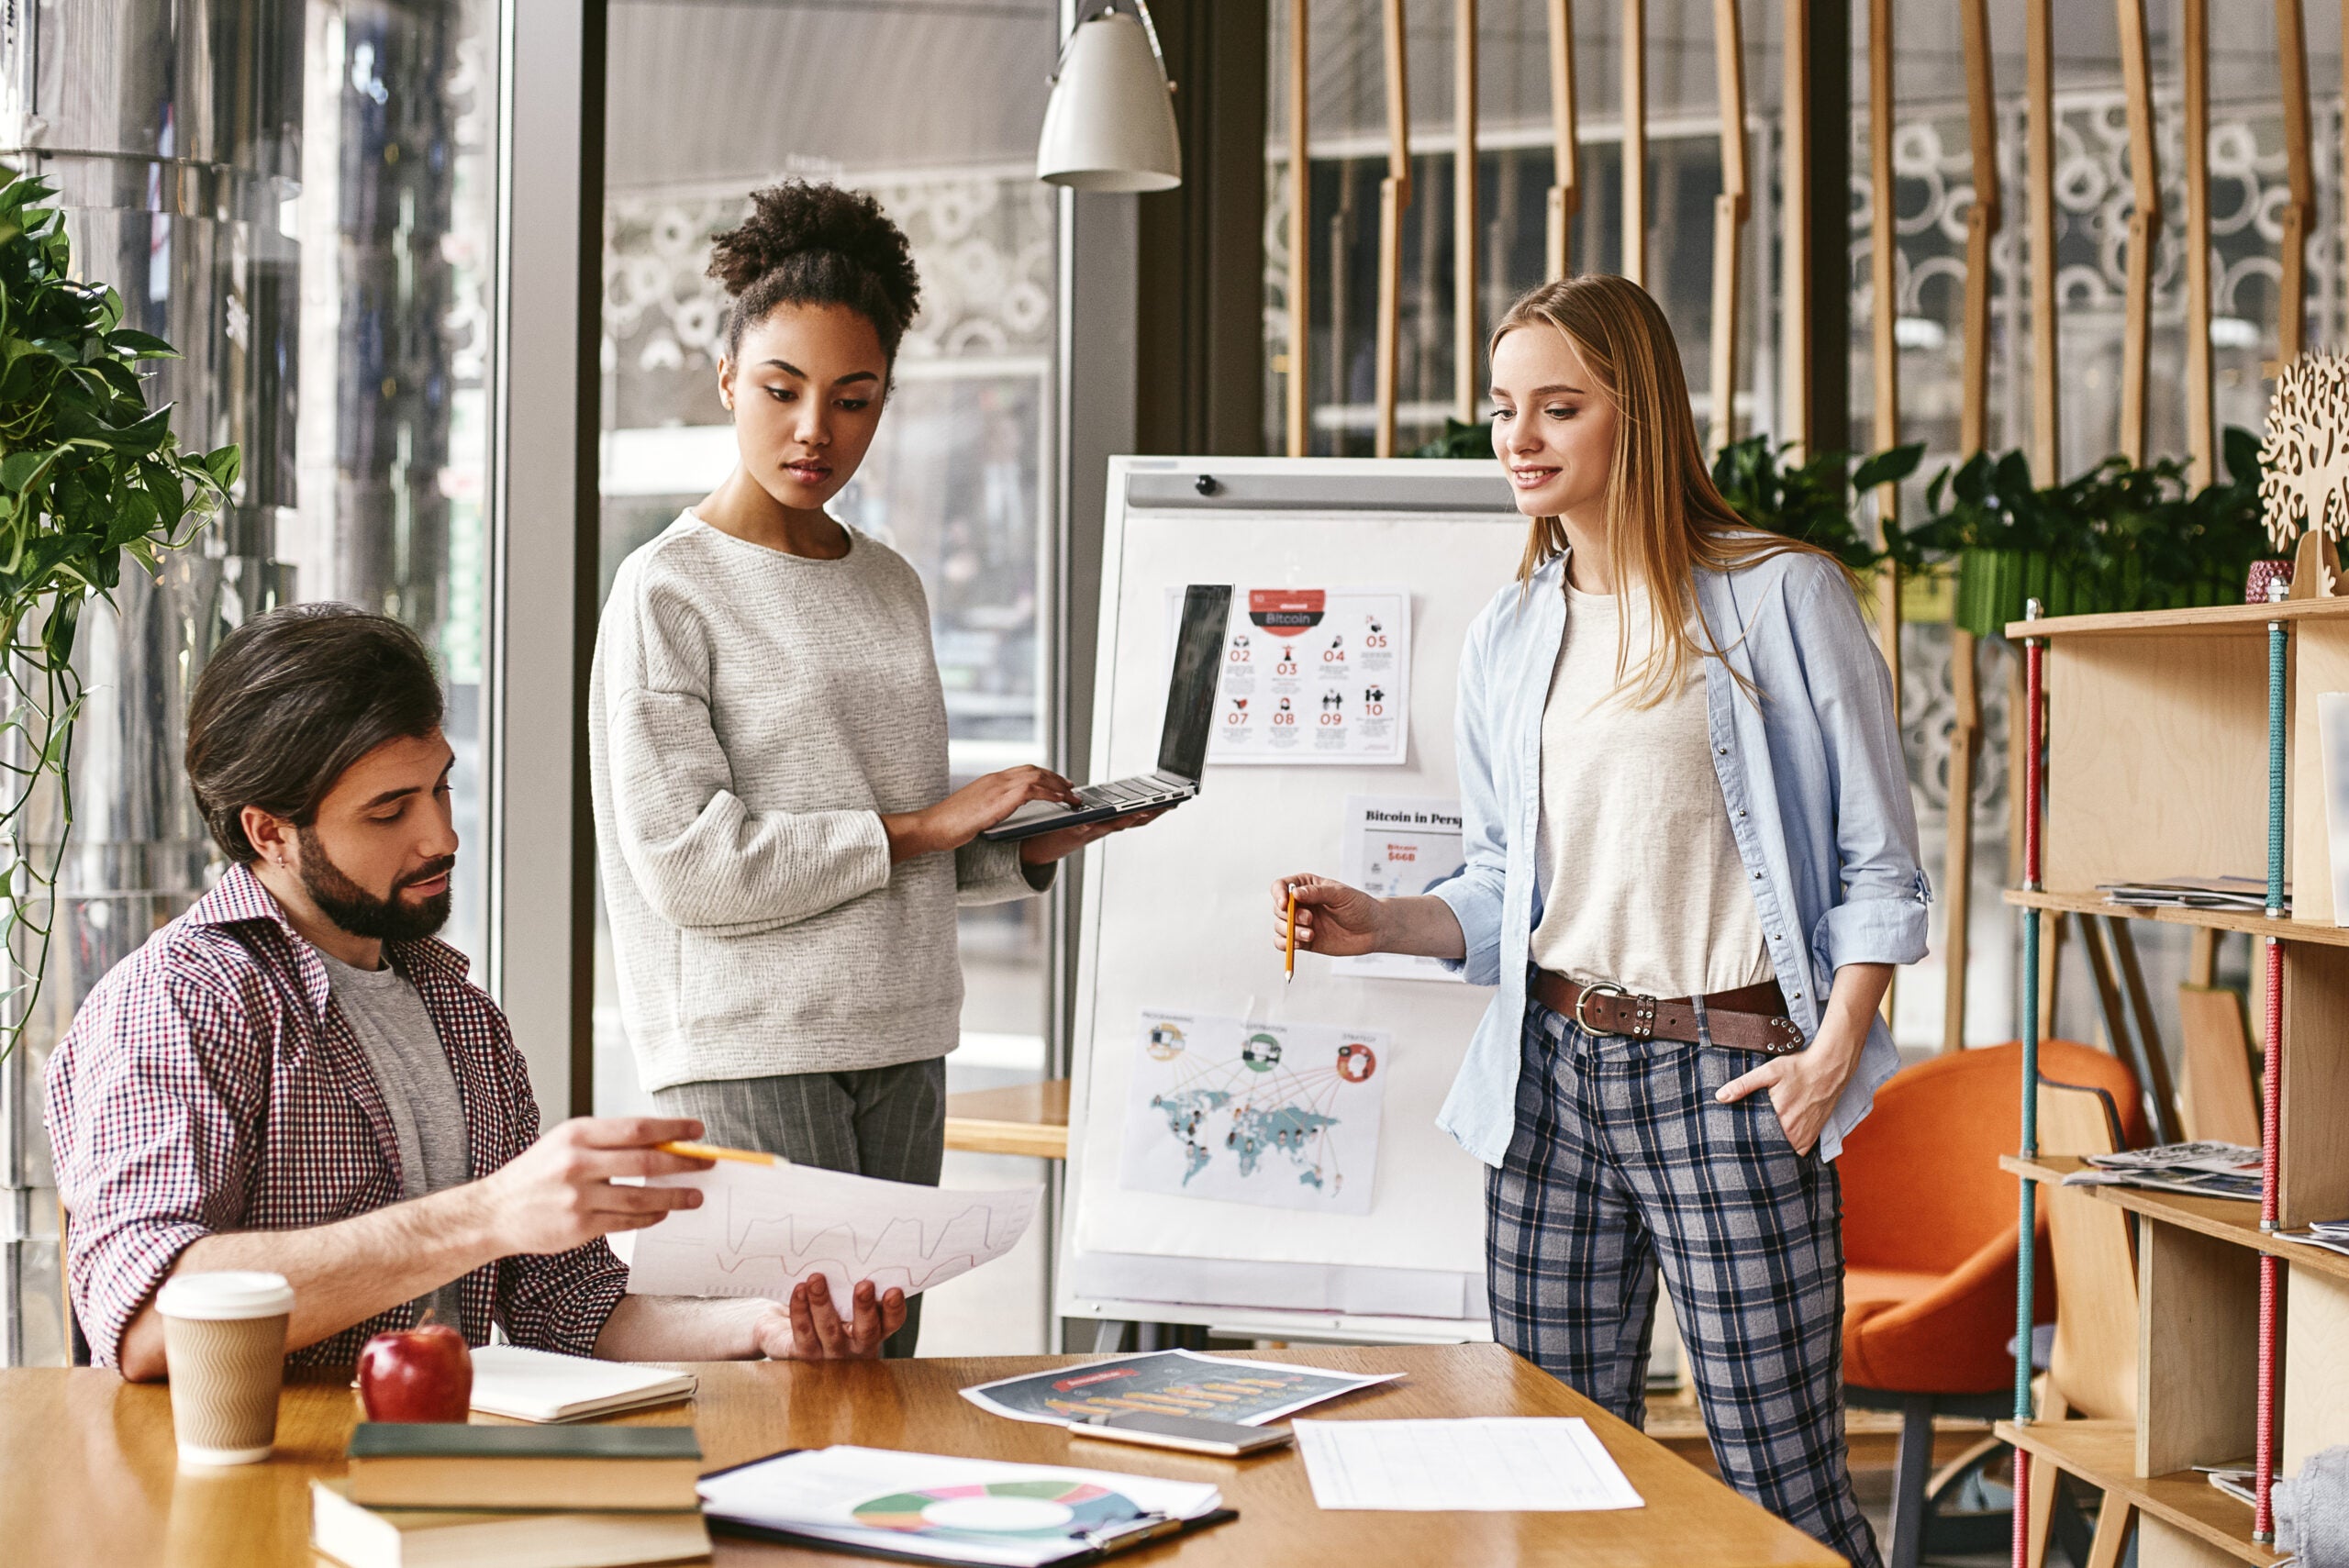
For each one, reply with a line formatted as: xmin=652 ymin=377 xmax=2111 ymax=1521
xmin=1794 ymin=562 xmax=1932 ymax=971
xmin=956 ymin=834 xmax=1054 ymax=906
xmin=1432 ymin=613 xmax=1508 ymax=985
xmin=46 ymin=963 xmax=265 ymax=1368
xmin=498 ymin=1242 xmax=631 ymax=1357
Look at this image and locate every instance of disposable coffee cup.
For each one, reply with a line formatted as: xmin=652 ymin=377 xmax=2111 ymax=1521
xmin=156 ymin=1271 xmax=294 ymax=1466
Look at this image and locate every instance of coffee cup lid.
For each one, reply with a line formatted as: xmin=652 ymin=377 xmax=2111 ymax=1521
xmin=156 ymin=1271 xmax=295 ymax=1321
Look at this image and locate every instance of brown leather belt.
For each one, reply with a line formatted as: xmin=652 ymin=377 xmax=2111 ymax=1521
xmin=1530 ymin=969 xmax=1808 ymax=1057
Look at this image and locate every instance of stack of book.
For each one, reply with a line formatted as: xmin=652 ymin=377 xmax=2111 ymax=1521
xmin=2060 ymin=1141 xmax=2264 ymax=1202
xmin=312 ymin=1423 xmax=709 ymax=1568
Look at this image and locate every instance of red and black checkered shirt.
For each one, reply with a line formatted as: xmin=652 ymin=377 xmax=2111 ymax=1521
xmin=45 ymin=863 xmax=627 ymax=1369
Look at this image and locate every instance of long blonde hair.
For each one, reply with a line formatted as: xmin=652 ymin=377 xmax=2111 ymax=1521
xmin=1494 ymin=274 xmax=1839 ymax=706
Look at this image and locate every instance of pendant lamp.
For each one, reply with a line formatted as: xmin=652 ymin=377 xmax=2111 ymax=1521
xmin=1036 ymin=3 xmax=1182 ymax=192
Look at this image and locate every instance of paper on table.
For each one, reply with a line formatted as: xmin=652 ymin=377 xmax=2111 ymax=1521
xmin=1291 ymin=1418 xmax=1644 ymax=1511
xmin=625 ymin=1161 xmax=1041 ymax=1302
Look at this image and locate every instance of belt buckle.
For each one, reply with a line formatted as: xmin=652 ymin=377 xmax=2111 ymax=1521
xmin=1572 ymin=982 xmax=1625 ymax=1037
xmin=1573 ymin=982 xmax=1659 ymax=1041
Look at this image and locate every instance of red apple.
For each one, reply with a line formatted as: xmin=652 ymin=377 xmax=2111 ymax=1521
xmin=357 ymin=1321 xmax=473 ymax=1423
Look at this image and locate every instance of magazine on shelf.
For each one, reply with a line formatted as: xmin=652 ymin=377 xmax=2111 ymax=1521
xmin=2060 ymin=1141 xmax=2264 ymax=1203
xmin=2096 ymin=876 xmax=2283 ymax=914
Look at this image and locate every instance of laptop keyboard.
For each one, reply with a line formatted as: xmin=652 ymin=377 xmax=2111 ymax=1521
xmin=1074 ymin=778 xmax=1181 ymax=808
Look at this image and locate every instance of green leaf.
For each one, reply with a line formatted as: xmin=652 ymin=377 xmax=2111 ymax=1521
xmin=104 ymin=328 xmax=179 ymax=361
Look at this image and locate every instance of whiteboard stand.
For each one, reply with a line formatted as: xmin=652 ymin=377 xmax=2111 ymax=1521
xmin=1060 ymin=456 xmax=1525 ymax=1348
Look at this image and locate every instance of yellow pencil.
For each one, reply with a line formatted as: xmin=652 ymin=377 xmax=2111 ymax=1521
xmin=655 ymin=1140 xmax=782 ymax=1167
xmin=1286 ymin=885 xmax=1297 ymax=984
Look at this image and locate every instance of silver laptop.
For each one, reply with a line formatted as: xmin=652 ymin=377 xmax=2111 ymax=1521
xmin=981 ymin=584 xmax=1231 ymax=842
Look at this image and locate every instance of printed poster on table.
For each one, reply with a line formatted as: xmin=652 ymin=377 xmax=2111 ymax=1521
xmin=1331 ymin=795 xmax=1468 ymax=984
xmin=1119 ymin=1007 xmax=1388 ymax=1216
xmin=1204 ymin=587 xmax=1410 ymax=765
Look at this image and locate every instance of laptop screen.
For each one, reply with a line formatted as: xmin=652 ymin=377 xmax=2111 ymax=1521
xmin=1158 ymin=584 xmax=1232 ymax=779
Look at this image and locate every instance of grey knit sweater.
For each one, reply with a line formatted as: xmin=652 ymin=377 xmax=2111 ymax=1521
xmin=588 ymin=513 xmax=1043 ymax=1092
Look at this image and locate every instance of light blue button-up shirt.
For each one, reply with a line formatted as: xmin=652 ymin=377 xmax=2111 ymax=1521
xmin=1431 ymin=543 xmax=1932 ymax=1166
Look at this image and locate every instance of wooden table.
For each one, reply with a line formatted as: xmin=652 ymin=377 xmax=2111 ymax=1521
xmin=0 ymin=1345 xmax=1842 ymax=1567
xmin=943 ymin=1077 xmax=1069 ymax=1160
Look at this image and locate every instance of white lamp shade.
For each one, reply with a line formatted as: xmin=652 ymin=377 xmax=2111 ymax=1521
xmin=1036 ymin=12 xmax=1182 ymax=193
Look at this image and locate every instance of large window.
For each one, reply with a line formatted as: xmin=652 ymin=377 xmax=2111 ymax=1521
xmin=6 ymin=0 xmax=499 ymax=1364
xmin=593 ymin=1 xmax=1063 ymax=1350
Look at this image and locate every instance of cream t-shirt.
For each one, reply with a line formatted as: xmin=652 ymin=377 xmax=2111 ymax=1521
xmin=1527 ymin=580 xmax=1773 ymax=997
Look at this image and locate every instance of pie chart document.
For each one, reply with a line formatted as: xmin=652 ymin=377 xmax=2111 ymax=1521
xmin=623 ymin=1161 xmax=1041 ymax=1302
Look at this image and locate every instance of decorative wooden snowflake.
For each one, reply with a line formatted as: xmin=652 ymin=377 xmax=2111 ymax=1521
xmin=2261 ymin=353 xmax=2349 ymax=551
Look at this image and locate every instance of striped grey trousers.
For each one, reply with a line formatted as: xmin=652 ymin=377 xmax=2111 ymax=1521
xmin=651 ymin=1057 xmax=946 ymax=1358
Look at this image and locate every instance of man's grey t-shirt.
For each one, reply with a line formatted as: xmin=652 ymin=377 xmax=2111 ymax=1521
xmin=317 ymin=948 xmax=472 ymax=1328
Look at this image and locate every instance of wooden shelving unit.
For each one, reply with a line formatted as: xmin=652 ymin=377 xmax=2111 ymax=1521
xmin=1994 ymin=1419 xmax=2287 ymax=1566
xmin=2000 ymin=1155 xmax=2349 ymax=1285
xmin=2008 ymin=598 xmax=2349 ymax=1564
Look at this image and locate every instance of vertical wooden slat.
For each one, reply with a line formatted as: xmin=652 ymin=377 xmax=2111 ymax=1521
xmin=1622 ymin=0 xmax=1647 ymax=288
xmin=1706 ymin=0 xmax=1747 ymax=457
xmin=2183 ymin=0 xmax=2216 ymax=488
xmin=1958 ymin=0 xmax=1998 ymax=458
xmin=1286 ymin=0 xmax=1310 ymax=459
xmin=2026 ymin=0 xmax=2060 ymax=487
xmin=1943 ymin=632 xmax=1978 ymax=1052
xmin=1545 ymin=0 xmax=1579 ymax=281
xmin=1944 ymin=0 xmax=1998 ymax=1055
xmin=2115 ymin=0 xmax=2159 ymax=464
xmin=1866 ymin=0 xmax=1901 ymax=730
xmin=1779 ymin=0 xmax=1811 ymax=456
xmin=1455 ymin=0 xmax=1478 ymax=422
xmin=1375 ymin=0 xmax=1410 ymax=459
xmin=2276 ymin=0 xmax=2311 ymax=370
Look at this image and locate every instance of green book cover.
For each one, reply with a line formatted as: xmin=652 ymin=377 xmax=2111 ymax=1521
xmin=348 ymin=1422 xmax=702 ymax=1462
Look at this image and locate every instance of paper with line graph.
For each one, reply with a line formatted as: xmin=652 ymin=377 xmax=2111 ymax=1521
xmin=622 ymin=1161 xmax=1041 ymax=1302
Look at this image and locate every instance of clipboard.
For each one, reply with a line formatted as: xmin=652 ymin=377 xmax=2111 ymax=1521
xmin=698 ymin=1448 xmax=1241 ymax=1566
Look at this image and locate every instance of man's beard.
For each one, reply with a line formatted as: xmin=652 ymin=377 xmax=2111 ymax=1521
xmin=295 ymin=826 xmax=455 ymax=944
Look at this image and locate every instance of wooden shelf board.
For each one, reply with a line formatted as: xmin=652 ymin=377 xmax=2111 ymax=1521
xmin=1994 ymin=1419 xmax=2285 ymax=1565
xmin=2007 ymin=597 xmax=2349 ymax=639
xmin=2000 ymin=1153 xmax=2349 ymax=1284
xmin=2002 ymin=887 xmax=2349 ymax=947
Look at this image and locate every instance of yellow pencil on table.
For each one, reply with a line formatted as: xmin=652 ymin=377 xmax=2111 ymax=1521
xmin=655 ymin=1140 xmax=782 ymax=1167
xmin=1285 ymin=885 xmax=1297 ymax=984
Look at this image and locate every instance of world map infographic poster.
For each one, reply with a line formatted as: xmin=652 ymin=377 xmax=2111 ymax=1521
xmin=1117 ymin=1008 xmax=1388 ymax=1216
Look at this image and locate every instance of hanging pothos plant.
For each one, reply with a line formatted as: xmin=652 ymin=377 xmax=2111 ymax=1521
xmin=0 ymin=166 xmax=238 ymax=1056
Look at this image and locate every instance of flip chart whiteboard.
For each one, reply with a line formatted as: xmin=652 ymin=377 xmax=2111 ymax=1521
xmin=1061 ymin=456 xmax=1526 ymax=1340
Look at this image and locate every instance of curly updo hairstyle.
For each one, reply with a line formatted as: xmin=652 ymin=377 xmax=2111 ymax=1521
xmin=707 ymin=182 xmax=923 ymax=365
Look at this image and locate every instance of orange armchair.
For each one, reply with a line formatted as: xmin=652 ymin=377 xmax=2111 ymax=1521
xmin=1839 ymin=1040 xmax=2146 ymax=1568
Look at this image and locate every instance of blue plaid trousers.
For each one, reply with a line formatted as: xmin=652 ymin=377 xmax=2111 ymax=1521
xmin=1488 ymin=997 xmax=1882 ymax=1568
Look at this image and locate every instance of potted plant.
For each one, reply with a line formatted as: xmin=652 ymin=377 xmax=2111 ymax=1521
xmin=1901 ymin=430 xmax=2266 ymax=638
xmin=1709 ymin=437 xmax=1923 ymax=574
xmin=0 ymin=167 xmax=238 ymax=1054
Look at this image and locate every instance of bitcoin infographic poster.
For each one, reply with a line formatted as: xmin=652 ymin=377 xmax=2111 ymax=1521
xmin=1118 ymin=1008 xmax=1388 ymax=1216
xmin=1331 ymin=794 xmax=1468 ymax=984
xmin=1200 ymin=586 xmax=1410 ymax=764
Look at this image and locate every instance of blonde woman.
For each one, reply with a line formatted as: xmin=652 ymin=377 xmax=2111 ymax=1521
xmin=1272 ymin=274 xmax=1923 ymax=1565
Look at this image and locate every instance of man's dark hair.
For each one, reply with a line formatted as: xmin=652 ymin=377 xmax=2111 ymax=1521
xmin=185 ymin=604 xmax=444 ymax=863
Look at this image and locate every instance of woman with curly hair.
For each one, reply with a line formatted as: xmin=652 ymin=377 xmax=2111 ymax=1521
xmin=589 ymin=183 xmax=1141 ymax=1354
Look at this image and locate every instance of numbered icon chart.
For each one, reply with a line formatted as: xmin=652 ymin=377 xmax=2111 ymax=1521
xmin=1200 ymin=586 xmax=1409 ymax=765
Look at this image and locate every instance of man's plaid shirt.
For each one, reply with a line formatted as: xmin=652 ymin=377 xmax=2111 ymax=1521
xmin=45 ymin=863 xmax=628 ymax=1369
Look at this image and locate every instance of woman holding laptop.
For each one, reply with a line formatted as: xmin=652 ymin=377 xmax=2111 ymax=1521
xmin=1270 ymin=274 xmax=1924 ymax=1566
xmin=588 ymin=183 xmax=1149 ymax=1354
